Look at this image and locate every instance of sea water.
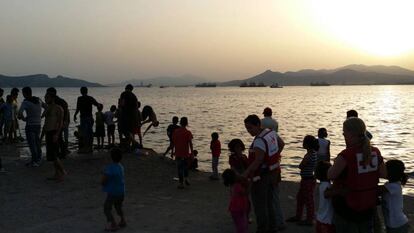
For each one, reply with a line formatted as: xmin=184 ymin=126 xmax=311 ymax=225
xmin=2 ymin=85 xmax=414 ymax=194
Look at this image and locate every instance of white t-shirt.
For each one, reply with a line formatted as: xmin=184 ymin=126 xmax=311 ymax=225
xmin=382 ymin=182 xmax=408 ymax=228
xmin=316 ymin=181 xmax=334 ymax=224
xmin=261 ymin=117 xmax=279 ymax=132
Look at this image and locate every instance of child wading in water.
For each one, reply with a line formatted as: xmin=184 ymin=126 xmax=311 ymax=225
xmin=222 ymin=169 xmax=250 ymax=233
xmin=317 ymin=128 xmax=331 ymax=162
xmin=315 ymin=161 xmax=335 ymax=233
xmin=210 ymin=132 xmax=221 ymax=180
xmin=380 ymin=160 xmax=410 ymax=233
xmin=102 ymin=148 xmax=126 ymax=231
xmin=95 ymin=104 xmax=105 ymax=149
xmin=287 ymin=135 xmax=319 ymax=226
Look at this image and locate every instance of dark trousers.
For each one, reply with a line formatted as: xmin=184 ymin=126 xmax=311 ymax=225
xmin=296 ymin=178 xmax=316 ymax=221
xmin=104 ymin=195 xmax=124 ymax=223
xmin=25 ymin=125 xmax=42 ymax=163
xmin=176 ymin=158 xmax=189 ymax=184
xmin=80 ymin=117 xmax=94 ymax=149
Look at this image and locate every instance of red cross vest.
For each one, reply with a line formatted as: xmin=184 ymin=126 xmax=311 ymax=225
xmin=248 ymin=129 xmax=281 ymax=182
xmin=336 ymin=146 xmax=383 ymax=212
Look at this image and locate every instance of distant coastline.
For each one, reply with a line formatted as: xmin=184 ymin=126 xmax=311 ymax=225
xmin=0 ymin=74 xmax=103 ymax=87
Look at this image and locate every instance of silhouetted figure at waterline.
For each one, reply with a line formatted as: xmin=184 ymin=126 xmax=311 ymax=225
xmin=74 ymin=87 xmax=100 ymax=153
xmin=118 ymin=84 xmax=139 ymax=150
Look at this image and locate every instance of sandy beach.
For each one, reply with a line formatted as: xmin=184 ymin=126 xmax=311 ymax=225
xmin=0 ymin=147 xmax=413 ymax=233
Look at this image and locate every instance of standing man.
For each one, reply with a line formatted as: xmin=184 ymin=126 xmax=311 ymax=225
xmin=118 ymin=84 xmax=139 ymax=149
xmin=47 ymin=88 xmax=70 ymax=157
xmin=0 ymin=88 xmax=4 ymax=140
xmin=243 ymin=114 xmax=285 ymax=233
xmin=43 ymin=92 xmax=66 ymax=181
xmin=261 ymin=107 xmax=279 ymax=132
xmin=18 ymin=87 xmax=44 ymax=167
xmin=74 ymin=87 xmax=100 ymax=153
xmin=172 ymin=117 xmax=193 ymax=189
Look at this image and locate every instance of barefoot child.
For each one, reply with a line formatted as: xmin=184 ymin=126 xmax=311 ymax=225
xmin=102 ymin=148 xmax=126 ymax=231
xmin=222 ymin=169 xmax=250 ymax=233
xmin=104 ymin=105 xmax=117 ymax=147
xmin=380 ymin=160 xmax=409 ymax=233
xmin=287 ymin=135 xmax=319 ymax=225
xmin=210 ymin=132 xmax=221 ymax=180
xmin=315 ymin=161 xmax=335 ymax=233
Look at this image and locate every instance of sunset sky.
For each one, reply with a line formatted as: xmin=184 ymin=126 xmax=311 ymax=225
xmin=1 ymin=0 xmax=414 ymax=83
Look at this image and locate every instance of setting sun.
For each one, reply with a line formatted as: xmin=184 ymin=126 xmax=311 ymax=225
xmin=309 ymin=0 xmax=414 ymax=56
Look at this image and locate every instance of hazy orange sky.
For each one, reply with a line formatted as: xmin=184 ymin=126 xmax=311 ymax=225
xmin=1 ymin=0 xmax=413 ymax=83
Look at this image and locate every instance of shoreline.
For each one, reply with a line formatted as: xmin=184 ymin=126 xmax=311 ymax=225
xmin=0 ymin=148 xmax=413 ymax=233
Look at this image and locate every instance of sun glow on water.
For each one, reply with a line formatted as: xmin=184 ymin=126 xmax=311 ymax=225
xmin=309 ymin=0 xmax=414 ymax=56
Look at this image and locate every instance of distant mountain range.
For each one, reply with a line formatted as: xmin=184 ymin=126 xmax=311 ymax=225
xmin=0 ymin=74 xmax=103 ymax=87
xmin=221 ymin=64 xmax=414 ymax=86
xmin=110 ymin=74 xmax=207 ymax=87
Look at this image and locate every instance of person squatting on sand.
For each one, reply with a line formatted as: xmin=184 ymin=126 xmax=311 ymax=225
xmin=42 ymin=92 xmax=66 ymax=182
xmin=242 ymin=114 xmax=285 ymax=233
xmin=328 ymin=117 xmax=387 ymax=233
xmin=223 ymin=168 xmax=250 ymax=233
xmin=287 ymin=135 xmax=319 ymax=226
xmin=210 ymin=132 xmax=221 ymax=180
xmin=102 ymin=148 xmax=126 ymax=232
xmin=172 ymin=117 xmax=193 ymax=189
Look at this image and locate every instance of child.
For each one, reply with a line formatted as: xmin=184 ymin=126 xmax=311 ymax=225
xmin=315 ymin=161 xmax=335 ymax=233
xmin=104 ymin=105 xmax=117 ymax=147
xmin=102 ymin=148 xmax=126 ymax=231
xmin=228 ymin=139 xmax=249 ymax=175
xmin=222 ymin=169 xmax=250 ymax=233
xmin=210 ymin=132 xmax=221 ymax=180
xmin=317 ymin=128 xmax=331 ymax=162
xmin=287 ymin=135 xmax=319 ymax=225
xmin=189 ymin=149 xmax=198 ymax=171
xmin=163 ymin=116 xmax=180 ymax=158
xmin=95 ymin=104 xmax=105 ymax=149
xmin=142 ymin=105 xmax=159 ymax=137
xmin=380 ymin=160 xmax=409 ymax=233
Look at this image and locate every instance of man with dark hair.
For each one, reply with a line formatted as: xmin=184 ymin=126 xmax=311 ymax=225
xmin=346 ymin=109 xmax=373 ymax=139
xmin=18 ymin=87 xmax=44 ymax=166
xmin=243 ymin=114 xmax=286 ymax=232
xmin=47 ymin=87 xmax=70 ymax=157
xmin=118 ymin=84 xmax=139 ymax=149
xmin=172 ymin=117 xmax=193 ymax=189
xmin=74 ymin=87 xmax=100 ymax=153
xmin=261 ymin=107 xmax=279 ymax=132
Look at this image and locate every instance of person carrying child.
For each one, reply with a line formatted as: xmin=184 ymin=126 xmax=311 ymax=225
xmin=163 ymin=116 xmax=180 ymax=158
xmin=102 ymin=148 xmax=126 ymax=231
xmin=380 ymin=160 xmax=410 ymax=233
xmin=287 ymin=135 xmax=319 ymax=226
xmin=222 ymin=169 xmax=250 ymax=233
xmin=315 ymin=161 xmax=335 ymax=233
xmin=95 ymin=104 xmax=105 ymax=149
xmin=210 ymin=132 xmax=221 ymax=180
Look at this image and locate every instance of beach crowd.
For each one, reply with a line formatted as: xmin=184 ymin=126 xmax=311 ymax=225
xmin=0 ymin=85 xmax=410 ymax=233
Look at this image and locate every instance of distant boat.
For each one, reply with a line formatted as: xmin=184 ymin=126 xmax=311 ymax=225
xmin=270 ymin=83 xmax=283 ymax=88
xmin=195 ymin=82 xmax=217 ymax=87
xmin=240 ymin=82 xmax=267 ymax=87
xmin=174 ymin=85 xmax=191 ymax=88
xmin=135 ymin=82 xmax=152 ymax=88
xmin=159 ymin=85 xmax=169 ymax=88
xmin=310 ymin=82 xmax=330 ymax=86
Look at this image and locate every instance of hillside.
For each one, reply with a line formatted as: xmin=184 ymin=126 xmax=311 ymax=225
xmin=0 ymin=74 xmax=103 ymax=87
xmin=220 ymin=65 xmax=414 ymax=86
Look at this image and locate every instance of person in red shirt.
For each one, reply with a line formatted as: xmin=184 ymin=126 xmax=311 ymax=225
xmin=210 ymin=132 xmax=221 ymax=180
xmin=172 ymin=117 xmax=193 ymax=189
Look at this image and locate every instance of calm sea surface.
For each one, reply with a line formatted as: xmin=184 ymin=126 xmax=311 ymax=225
xmin=4 ymin=86 xmax=414 ymax=194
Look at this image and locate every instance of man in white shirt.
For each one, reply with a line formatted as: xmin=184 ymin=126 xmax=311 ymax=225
xmin=261 ymin=107 xmax=279 ymax=132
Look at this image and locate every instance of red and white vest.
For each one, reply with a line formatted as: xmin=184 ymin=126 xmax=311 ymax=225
xmin=248 ymin=129 xmax=281 ymax=182
xmin=337 ymin=146 xmax=383 ymax=212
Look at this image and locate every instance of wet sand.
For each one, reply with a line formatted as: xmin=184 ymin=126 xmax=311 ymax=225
xmin=0 ymin=147 xmax=413 ymax=233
